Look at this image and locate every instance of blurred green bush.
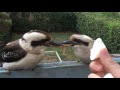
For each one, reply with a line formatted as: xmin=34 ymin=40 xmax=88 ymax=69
xmin=75 ymin=12 xmax=120 ymax=53
xmin=10 ymin=12 xmax=77 ymax=32
xmin=0 ymin=12 xmax=12 ymax=47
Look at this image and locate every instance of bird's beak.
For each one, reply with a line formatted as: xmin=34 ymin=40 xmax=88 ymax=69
xmin=45 ymin=40 xmax=62 ymax=47
xmin=61 ymin=39 xmax=89 ymax=46
xmin=61 ymin=40 xmax=77 ymax=46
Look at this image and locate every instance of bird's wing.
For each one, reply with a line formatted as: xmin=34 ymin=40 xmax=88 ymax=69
xmin=0 ymin=39 xmax=27 ymax=62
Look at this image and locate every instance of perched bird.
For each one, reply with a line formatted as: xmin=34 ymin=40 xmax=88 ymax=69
xmin=61 ymin=34 xmax=94 ymax=64
xmin=0 ymin=30 xmax=61 ymax=70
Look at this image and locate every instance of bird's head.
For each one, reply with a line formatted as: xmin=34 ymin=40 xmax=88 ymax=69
xmin=61 ymin=34 xmax=94 ymax=47
xmin=19 ymin=30 xmax=62 ymax=53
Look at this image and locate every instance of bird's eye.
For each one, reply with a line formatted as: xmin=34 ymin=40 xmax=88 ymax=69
xmin=22 ymin=38 xmax=26 ymax=42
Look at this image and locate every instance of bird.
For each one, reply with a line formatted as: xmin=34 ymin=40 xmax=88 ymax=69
xmin=61 ymin=34 xmax=94 ymax=64
xmin=0 ymin=30 xmax=61 ymax=70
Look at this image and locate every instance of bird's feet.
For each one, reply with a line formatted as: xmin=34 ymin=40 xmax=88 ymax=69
xmin=31 ymin=66 xmax=37 ymax=71
xmin=77 ymin=60 xmax=82 ymax=62
xmin=6 ymin=70 xmax=11 ymax=75
xmin=31 ymin=68 xmax=35 ymax=71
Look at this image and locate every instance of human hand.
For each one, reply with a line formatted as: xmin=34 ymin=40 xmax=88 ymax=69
xmin=88 ymin=38 xmax=120 ymax=78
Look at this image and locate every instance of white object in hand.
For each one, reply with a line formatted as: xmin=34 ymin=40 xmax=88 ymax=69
xmin=90 ymin=38 xmax=106 ymax=61
xmin=103 ymin=73 xmax=113 ymax=78
xmin=90 ymin=38 xmax=114 ymax=78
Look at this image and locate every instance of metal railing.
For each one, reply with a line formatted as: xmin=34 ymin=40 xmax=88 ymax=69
xmin=45 ymin=51 xmax=62 ymax=63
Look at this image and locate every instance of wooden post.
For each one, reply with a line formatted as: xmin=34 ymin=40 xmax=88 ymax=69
xmin=62 ymin=46 xmax=66 ymax=55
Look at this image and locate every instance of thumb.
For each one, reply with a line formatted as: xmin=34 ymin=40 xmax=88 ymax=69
xmin=99 ymin=48 xmax=120 ymax=78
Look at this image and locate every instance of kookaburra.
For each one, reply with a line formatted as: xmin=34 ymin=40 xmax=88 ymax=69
xmin=0 ymin=30 xmax=61 ymax=70
xmin=61 ymin=34 xmax=94 ymax=64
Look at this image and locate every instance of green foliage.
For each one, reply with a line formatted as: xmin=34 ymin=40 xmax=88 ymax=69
xmin=0 ymin=12 xmax=12 ymax=45
xmin=10 ymin=12 xmax=77 ymax=32
xmin=0 ymin=12 xmax=12 ymax=31
xmin=75 ymin=12 xmax=108 ymax=39
xmin=75 ymin=12 xmax=120 ymax=53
